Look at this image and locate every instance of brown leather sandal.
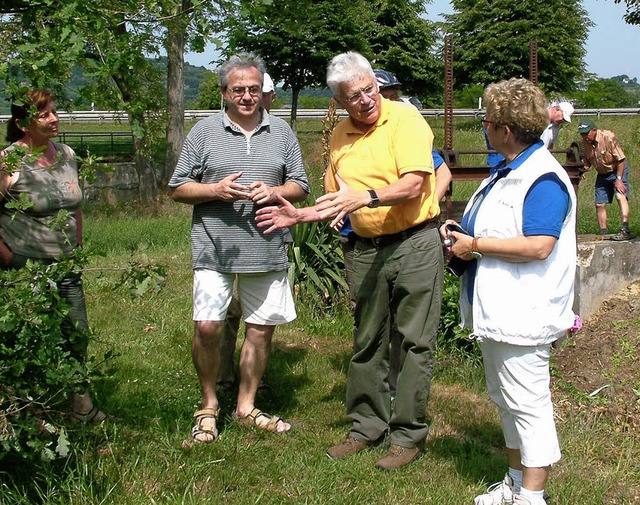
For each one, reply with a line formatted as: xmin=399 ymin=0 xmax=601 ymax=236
xmin=233 ymin=407 xmax=291 ymax=434
xmin=191 ymin=408 xmax=219 ymax=443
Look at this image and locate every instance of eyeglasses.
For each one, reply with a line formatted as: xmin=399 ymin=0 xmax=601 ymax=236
xmin=344 ymin=84 xmax=377 ymax=106
xmin=481 ymin=116 xmax=495 ymax=128
xmin=229 ymin=85 xmax=261 ymax=97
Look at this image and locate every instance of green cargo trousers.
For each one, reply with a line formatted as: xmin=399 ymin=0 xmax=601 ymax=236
xmin=347 ymin=226 xmax=443 ymax=448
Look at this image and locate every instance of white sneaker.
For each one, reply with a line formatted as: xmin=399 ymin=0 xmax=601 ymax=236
xmin=513 ymin=494 xmax=548 ymax=505
xmin=474 ymin=474 xmax=516 ymax=505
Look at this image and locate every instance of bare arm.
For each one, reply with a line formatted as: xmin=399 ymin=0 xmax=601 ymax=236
xmin=446 ymin=227 xmax=558 ymax=263
xmin=170 ymin=172 xmax=250 ymax=205
xmin=0 ymin=162 xmax=14 ymax=266
xmin=0 ymin=151 xmax=13 ymax=198
xmin=434 ymin=162 xmax=452 ymax=202
xmin=255 ymin=195 xmax=326 ymax=234
xmin=317 ymin=171 xmax=427 ymax=228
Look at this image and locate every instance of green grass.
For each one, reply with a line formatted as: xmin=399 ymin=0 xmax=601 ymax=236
xmin=2 ymin=116 xmax=639 ymax=503
xmin=2 ymin=200 xmax=638 ymax=504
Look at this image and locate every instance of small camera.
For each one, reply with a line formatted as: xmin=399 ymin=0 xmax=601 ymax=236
xmin=446 ymin=255 xmax=469 ymax=277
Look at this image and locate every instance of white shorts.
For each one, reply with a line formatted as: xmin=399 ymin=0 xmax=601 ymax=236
xmin=192 ymin=269 xmax=296 ymax=326
xmin=480 ymin=338 xmax=561 ymax=468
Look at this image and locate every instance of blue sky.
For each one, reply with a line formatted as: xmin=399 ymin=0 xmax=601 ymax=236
xmin=185 ymin=0 xmax=639 ymax=80
xmin=581 ymin=0 xmax=639 ymax=79
xmin=424 ymin=0 xmax=640 ymax=80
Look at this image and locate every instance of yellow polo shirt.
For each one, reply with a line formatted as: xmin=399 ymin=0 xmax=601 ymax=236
xmin=326 ymin=98 xmax=438 ymax=237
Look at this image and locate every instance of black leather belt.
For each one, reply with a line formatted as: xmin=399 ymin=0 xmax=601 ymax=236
xmin=360 ymin=218 xmax=439 ymax=248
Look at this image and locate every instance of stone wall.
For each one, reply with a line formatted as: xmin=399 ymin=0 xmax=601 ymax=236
xmin=575 ymin=236 xmax=640 ymax=319
xmin=84 ymin=162 xmax=139 ymax=203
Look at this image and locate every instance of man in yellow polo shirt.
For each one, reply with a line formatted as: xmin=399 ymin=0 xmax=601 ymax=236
xmin=256 ymin=51 xmax=443 ymax=470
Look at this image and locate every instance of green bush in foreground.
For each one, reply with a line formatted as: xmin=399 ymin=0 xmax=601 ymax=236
xmin=0 ymin=244 xmax=166 ymax=465
xmin=0 ymin=256 xmax=89 ymax=462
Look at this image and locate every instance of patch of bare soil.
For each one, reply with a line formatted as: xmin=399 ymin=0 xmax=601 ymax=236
xmin=553 ymin=281 xmax=640 ymax=432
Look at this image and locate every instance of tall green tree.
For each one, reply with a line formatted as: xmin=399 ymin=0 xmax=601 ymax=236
xmin=614 ymin=0 xmax=640 ymax=24
xmin=0 ymin=0 xmax=223 ymax=199
xmin=224 ymin=0 xmax=372 ymax=131
xmin=160 ymin=0 xmax=225 ymax=187
xmin=575 ymin=78 xmax=638 ymax=108
xmin=1 ymin=1 xmax=167 ymax=199
xmin=369 ymin=0 xmax=443 ymax=106
xmin=442 ymin=0 xmax=592 ymax=93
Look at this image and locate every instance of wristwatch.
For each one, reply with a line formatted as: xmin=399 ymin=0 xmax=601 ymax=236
xmin=616 ymin=176 xmax=622 ymax=180
xmin=367 ymin=189 xmax=380 ymax=208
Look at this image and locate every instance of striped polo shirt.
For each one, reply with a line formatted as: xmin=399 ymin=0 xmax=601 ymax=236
xmin=169 ymin=110 xmax=309 ymax=273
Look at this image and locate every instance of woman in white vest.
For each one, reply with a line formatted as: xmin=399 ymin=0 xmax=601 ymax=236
xmin=441 ymin=78 xmax=576 ymax=505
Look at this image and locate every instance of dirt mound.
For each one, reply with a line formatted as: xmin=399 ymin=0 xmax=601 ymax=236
xmin=553 ymin=281 xmax=640 ymax=432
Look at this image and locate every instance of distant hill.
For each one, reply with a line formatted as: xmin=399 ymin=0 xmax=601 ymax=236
xmin=0 ymin=59 xmax=212 ymax=114
xmin=612 ymin=74 xmax=640 ymax=89
xmin=5 ymin=63 xmax=632 ymax=116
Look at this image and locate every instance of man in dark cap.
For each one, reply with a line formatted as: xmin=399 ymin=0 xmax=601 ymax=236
xmin=578 ymin=119 xmax=632 ymax=240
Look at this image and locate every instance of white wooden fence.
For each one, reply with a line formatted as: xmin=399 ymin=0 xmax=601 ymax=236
xmin=2 ymin=108 xmax=639 ymax=123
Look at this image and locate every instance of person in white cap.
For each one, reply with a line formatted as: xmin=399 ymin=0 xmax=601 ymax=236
xmin=262 ymin=72 xmax=277 ymax=112
xmin=485 ymin=100 xmax=573 ymax=166
xmin=540 ymin=100 xmax=574 ymax=149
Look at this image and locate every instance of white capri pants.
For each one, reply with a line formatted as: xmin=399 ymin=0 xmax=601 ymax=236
xmin=479 ymin=338 xmax=561 ymax=468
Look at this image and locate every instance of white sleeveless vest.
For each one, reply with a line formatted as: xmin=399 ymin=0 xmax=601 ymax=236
xmin=460 ymin=146 xmax=576 ymax=345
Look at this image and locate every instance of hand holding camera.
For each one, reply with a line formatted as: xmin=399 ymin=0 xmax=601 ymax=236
xmin=443 ymin=223 xmax=482 ymax=276
xmin=443 ymin=223 xmax=467 ymax=248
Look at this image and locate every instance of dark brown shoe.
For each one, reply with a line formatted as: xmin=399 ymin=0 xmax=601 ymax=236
xmin=326 ymin=436 xmax=369 ymax=460
xmin=375 ymin=444 xmax=421 ymax=470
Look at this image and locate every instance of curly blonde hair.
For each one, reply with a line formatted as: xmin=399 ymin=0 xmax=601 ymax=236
xmin=484 ymin=78 xmax=549 ymax=145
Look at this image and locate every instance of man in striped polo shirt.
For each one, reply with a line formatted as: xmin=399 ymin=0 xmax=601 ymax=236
xmin=169 ymin=52 xmax=309 ymax=443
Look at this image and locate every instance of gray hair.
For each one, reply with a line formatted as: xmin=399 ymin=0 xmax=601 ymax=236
xmin=218 ymin=52 xmax=266 ymax=89
xmin=326 ymin=52 xmax=374 ymax=95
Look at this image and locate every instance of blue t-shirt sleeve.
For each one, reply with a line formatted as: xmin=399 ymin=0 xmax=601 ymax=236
xmin=522 ymin=174 xmax=570 ymax=238
xmin=339 ymin=214 xmax=353 ymax=237
xmin=432 ymin=149 xmax=444 ymax=169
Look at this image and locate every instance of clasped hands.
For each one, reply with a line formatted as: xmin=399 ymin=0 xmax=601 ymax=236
xmin=217 ymin=172 xmax=276 ymax=205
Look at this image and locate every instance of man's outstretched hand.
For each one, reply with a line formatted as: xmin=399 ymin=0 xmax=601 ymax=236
xmin=255 ymin=194 xmax=299 ymax=234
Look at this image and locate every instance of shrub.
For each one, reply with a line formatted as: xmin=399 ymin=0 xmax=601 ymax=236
xmin=437 ymin=272 xmax=478 ymax=358
xmin=0 ymin=255 xmax=90 ymax=462
xmin=0 ymin=246 xmax=165 ymax=464
xmin=287 ymin=219 xmax=348 ymax=312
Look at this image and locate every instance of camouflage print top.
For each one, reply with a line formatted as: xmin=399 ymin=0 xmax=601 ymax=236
xmin=0 ymin=141 xmax=82 ymax=259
